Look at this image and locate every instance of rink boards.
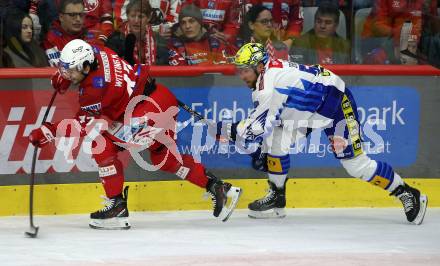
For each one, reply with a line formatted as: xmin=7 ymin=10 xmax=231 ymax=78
xmin=1 ymin=178 xmax=439 ymax=216
xmin=0 ymin=68 xmax=440 ymax=216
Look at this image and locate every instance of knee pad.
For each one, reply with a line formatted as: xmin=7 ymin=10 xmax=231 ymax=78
xmin=341 ymin=154 xmax=377 ymax=180
xmin=267 ymin=154 xmax=290 ymax=175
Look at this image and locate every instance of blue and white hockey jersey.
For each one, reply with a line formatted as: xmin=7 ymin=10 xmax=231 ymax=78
xmin=235 ymin=59 xmax=346 ymax=143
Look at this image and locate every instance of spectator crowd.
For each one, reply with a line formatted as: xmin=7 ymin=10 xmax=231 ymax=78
xmin=0 ymin=0 xmax=439 ymax=68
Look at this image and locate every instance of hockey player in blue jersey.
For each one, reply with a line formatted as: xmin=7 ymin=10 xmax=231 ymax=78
xmin=217 ymin=42 xmax=427 ymax=224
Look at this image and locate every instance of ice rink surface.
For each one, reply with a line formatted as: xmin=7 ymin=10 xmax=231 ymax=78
xmin=1 ymin=208 xmax=439 ymax=266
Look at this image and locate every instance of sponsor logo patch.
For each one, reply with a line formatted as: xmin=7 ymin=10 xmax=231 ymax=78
xmin=81 ymin=102 xmax=102 ymax=113
xmin=176 ymin=166 xmax=190 ymax=179
xmin=98 ymin=165 xmax=117 ymax=177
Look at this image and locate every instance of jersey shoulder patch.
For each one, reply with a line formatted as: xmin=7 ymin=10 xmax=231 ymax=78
xmin=268 ymin=59 xmax=283 ymax=69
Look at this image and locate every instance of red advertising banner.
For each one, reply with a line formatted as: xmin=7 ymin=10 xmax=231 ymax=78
xmin=0 ymin=90 xmax=100 ymax=175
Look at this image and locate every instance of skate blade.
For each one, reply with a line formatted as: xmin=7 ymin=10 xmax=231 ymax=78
xmin=412 ymin=194 xmax=428 ymax=225
xmin=89 ymin=217 xmax=131 ymax=230
xmin=248 ymin=208 xmax=286 ymax=219
xmin=219 ymin=187 xmax=242 ymax=222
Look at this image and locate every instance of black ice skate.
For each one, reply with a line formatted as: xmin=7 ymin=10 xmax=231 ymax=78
xmin=390 ymin=183 xmax=427 ymax=225
xmin=89 ymin=186 xmax=131 ymax=230
xmin=206 ymin=172 xmax=242 ymax=222
xmin=248 ymin=180 xmax=286 ymax=219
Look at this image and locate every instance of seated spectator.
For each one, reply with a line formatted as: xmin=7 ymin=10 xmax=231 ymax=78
xmin=168 ymin=4 xmax=235 ymax=65
xmin=237 ymin=4 xmax=290 ymax=60
xmin=54 ymin=0 xmax=114 ymax=42
xmin=106 ymin=0 xmax=168 ymax=65
xmin=2 ymin=8 xmax=47 ymax=67
xmin=9 ymin=0 xmax=58 ymax=43
xmin=183 ymin=0 xmax=240 ymax=44
xmin=43 ymin=0 xmax=104 ymax=67
xmin=361 ymin=0 xmax=438 ymax=64
xmin=238 ymin=0 xmax=304 ymax=45
xmin=114 ymin=0 xmax=181 ymax=40
xmin=289 ymin=3 xmax=350 ymax=64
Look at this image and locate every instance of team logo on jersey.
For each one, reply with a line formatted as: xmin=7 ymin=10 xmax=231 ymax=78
xmin=92 ymin=77 xmax=105 ymax=88
xmin=86 ymin=32 xmax=95 ymax=40
xmin=92 ymin=46 xmax=100 ymax=54
xmin=207 ymin=1 xmax=215 ymax=9
xmin=52 ymin=29 xmax=62 ymax=37
xmin=84 ymin=0 xmax=99 ymax=12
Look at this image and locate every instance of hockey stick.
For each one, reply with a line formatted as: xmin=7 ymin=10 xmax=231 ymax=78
xmin=25 ymin=90 xmax=57 ymax=238
xmin=177 ymin=100 xmax=211 ymax=125
xmin=177 ymin=100 xmax=229 ymax=143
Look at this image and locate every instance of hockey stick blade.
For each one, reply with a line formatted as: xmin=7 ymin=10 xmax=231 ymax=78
xmin=25 ymin=226 xmax=39 ymax=238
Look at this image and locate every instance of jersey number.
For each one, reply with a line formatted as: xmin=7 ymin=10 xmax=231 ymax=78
xmin=122 ymin=61 xmax=135 ymax=96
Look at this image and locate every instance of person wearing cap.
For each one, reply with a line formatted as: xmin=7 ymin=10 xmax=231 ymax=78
xmin=167 ymin=4 xmax=235 ymax=66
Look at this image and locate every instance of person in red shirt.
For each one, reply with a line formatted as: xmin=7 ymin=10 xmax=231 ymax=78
xmin=43 ymin=0 xmax=103 ymax=67
xmin=106 ymin=0 xmax=169 ymax=65
xmin=168 ymin=4 xmax=235 ymax=65
xmin=114 ymin=0 xmax=182 ymax=39
xmin=29 ymin=39 xmax=242 ymax=229
xmin=362 ymin=0 xmax=438 ymax=64
xmin=54 ymin=0 xmax=114 ymax=41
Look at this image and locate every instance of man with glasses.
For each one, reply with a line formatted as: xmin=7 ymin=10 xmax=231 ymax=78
xmin=43 ymin=0 xmax=102 ymax=67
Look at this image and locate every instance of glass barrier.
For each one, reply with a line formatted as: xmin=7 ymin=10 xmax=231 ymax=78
xmin=0 ymin=1 xmax=439 ymax=68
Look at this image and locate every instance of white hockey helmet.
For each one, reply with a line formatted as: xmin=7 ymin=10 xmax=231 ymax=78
xmin=59 ymin=39 xmax=95 ymax=75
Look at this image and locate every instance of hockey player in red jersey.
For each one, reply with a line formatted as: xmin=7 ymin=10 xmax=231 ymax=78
xmin=29 ymin=39 xmax=242 ymax=229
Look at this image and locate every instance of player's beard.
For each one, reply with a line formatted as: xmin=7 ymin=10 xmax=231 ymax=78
xmin=249 ymin=79 xmax=257 ymax=89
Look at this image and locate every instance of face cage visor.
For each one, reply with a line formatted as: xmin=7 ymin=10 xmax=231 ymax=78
xmin=58 ymin=59 xmax=84 ymax=81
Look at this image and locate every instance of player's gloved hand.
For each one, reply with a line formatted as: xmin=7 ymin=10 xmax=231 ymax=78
xmin=250 ymin=146 xmax=268 ymax=172
xmin=51 ymin=70 xmax=71 ymax=94
xmin=29 ymin=123 xmax=56 ymax=148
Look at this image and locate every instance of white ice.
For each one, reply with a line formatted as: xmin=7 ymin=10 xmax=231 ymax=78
xmin=1 ymin=208 xmax=439 ymax=266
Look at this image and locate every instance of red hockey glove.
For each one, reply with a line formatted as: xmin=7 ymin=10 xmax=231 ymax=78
xmin=51 ymin=70 xmax=71 ymax=94
xmin=29 ymin=123 xmax=56 ymax=147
